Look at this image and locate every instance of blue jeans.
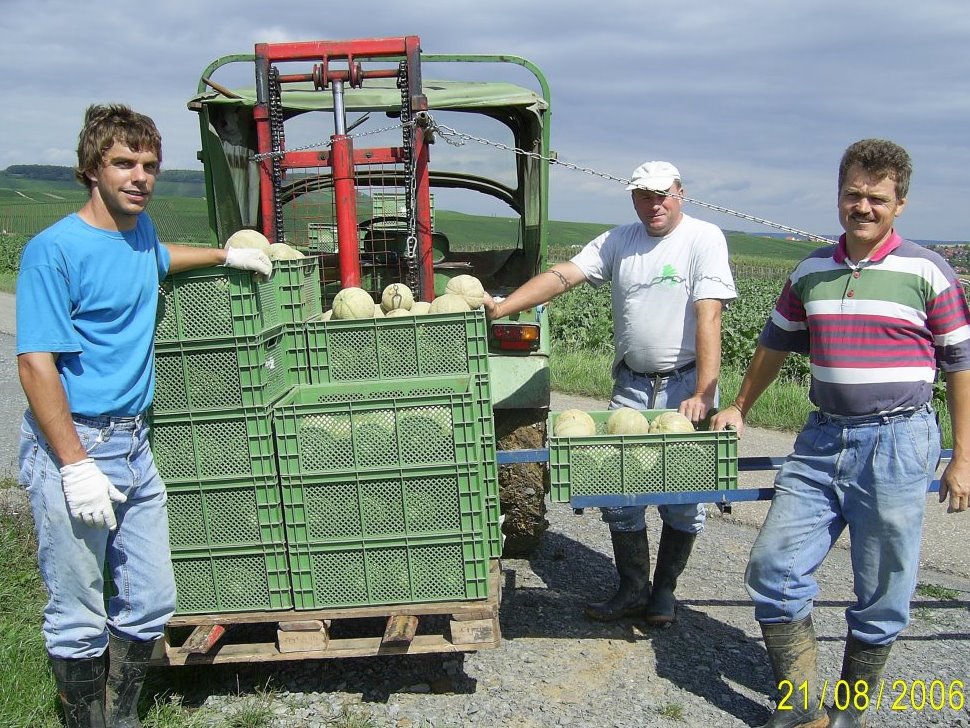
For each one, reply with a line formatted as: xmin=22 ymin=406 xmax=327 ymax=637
xmin=599 ymin=363 xmax=713 ymax=534
xmin=746 ymin=406 xmax=940 ymax=645
xmin=19 ymin=410 xmax=176 ymax=659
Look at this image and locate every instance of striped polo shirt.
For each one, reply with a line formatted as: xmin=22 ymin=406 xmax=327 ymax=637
xmin=759 ymin=232 xmax=970 ymax=416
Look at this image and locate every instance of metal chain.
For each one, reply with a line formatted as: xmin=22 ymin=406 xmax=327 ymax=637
xmin=267 ymin=67 xmax=286 ymax=244
xmin=429 ymin=119 xmax=837 ymax=245
xmin=252 ymin=107 xmax=836 ymax=246
xmin=397 ymin=60 xmax=420 ymax=293
xmin=250 ymin=122 xmax=410 ymax=162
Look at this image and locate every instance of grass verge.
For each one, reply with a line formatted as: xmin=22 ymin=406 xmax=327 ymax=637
xmin=0 ymin=482 xmax=59 ymax=728
xmin=0 ymin=271 xmax=16 ymax=294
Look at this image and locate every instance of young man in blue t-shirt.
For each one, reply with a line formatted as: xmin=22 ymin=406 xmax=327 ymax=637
xmin=16 ymin=104 xmax=271 ymax=727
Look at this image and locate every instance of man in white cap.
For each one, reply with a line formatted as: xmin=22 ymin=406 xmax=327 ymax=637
xmin=485 ymin=160 xmax=736 ymax=627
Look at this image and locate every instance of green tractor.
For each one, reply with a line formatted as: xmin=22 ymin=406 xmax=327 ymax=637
xmin=188 ymin=36 xmax=552 ymax=554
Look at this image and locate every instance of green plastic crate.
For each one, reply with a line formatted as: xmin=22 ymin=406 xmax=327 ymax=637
xmin=166 ymin=477 xmax=285 ymax=550
xmin=281 ymin=462 xmax=486 ymax=545
xmin=171 ymin=542 xmax=293 ymax=615
xmin=272 ymin=376 xmax=482 ymax=477
xmin=547 ymin=410 xmax=738 ymax=503
xmin=484 ymin=493 xmax=502 ymax=559
xmin=288 ymin=532 xmax=489 ymax=609
xmin=272 ymin=257 xmax=323 ymax=324
xmin=149 ymin=407 xmax=277 ymax=483
xmin=155 ymin=266 xmax=280 ymax=343
xmin=305 ymin=310 xmax=488 ymax=383
xmin=474 ymin=378 xmax=502 ymax=559
xmin=153 ymin=325 xmax=305 ymax=413
xmin=155 ymin=259 xmax=320 ymax=344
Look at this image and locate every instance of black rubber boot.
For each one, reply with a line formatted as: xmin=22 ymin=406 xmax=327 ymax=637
xmin=49 ymin=654 xmax=107 ymax=728
xmin=104 ymin=634 xmax=157 ymax=728
xmin=827 ymin=634 xmax=893 ymax=728
xmin=643 ymin=523 xmax=696 ymax=627
xmin=758 ymin=616 xmax=830 ymax=728
xmin=585 ymin=529 xmax=652 ymax=622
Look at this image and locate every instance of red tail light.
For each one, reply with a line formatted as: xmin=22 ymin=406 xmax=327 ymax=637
xmin=492 ymin=323 xmax=540 ymax=351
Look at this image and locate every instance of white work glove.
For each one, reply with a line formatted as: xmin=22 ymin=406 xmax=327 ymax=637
xmin=223 ymin=247 xmax=273 ymax=278
xmin=59 ymin=458 xmax=127 ymax=531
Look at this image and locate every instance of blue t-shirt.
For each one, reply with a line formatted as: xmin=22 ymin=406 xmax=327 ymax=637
xmin=16 ymin=213 xmax=172 ymax=416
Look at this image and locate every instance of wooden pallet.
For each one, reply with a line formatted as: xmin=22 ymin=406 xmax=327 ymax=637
xmin=153 ymin=560 xmax=502 ymax=665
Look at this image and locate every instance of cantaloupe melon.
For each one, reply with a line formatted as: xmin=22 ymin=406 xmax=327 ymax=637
xmin=429 ymin=293 xmax=470 ymax=314
xmin=445 ymin=274 xmax=485 ymax=309
xmin=381 ymin=283 xmax=414 ymax=312
xmin=629 ymin=446 xmax=661 ymax=477
xmin=606 ymin=407 xmax=650 ymax=435
xmin=332 ymin=287 xmax=375 ymax=320
xmin=554 ymin=409 xmax=596 ymax=437
xmin=649 ymin=411 xmax=695 ymax=434
xmin=225 ymin=229 xmax=272 ymax=255
xmin=410 ymin=301 xmax=432 ymax=315
xmin=267 ymin=242 xmax=305 ymax=260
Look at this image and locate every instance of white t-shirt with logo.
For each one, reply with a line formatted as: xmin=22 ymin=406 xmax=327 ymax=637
xmin=569 ymin=214 xmax=736 ymax=375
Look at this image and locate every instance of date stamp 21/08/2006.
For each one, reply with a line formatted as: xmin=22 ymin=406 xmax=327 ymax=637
xmin=778 ymin=679 xmax=966 ymax=714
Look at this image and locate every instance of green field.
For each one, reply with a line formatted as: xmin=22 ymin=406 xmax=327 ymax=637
xmin=0 ymin=179 xmax=819 ymax=270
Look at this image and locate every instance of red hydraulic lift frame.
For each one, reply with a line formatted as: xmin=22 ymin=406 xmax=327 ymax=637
xmin=252 ymin=36 xmax=434 ymax=300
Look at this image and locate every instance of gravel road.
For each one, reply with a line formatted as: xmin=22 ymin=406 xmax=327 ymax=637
xmin=1 ymin=292 xmax=968 ymax=727
xmin=168 ymin=498 xmax=970 ymax=728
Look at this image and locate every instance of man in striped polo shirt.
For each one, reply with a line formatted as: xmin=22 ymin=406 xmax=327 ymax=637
xmin=712 ymin=138 xmax=970 ymax=728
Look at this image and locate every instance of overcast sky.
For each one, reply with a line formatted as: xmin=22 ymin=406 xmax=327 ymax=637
xmin=3 ymin=0 xmax=969 ymax=241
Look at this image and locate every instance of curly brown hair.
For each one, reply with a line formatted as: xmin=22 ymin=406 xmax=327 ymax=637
xmin=74 ymin=104 xmax=162 ymax=190
xmin=838 ymin=138 xmax=911 ymax=201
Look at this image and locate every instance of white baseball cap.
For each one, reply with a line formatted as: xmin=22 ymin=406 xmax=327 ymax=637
xmin=626 ymin=161 xmax=681 ymax=192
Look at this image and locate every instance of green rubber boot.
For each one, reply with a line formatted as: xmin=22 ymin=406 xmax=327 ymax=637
xmin=643 ymin=523 xmax=696 ymax=627
xmin=827 ymin=634 xmax=892 ymax=728
xmin=49 ymin=654 xmax=107 ymax=728
xmin=104 ymin=634 xmax=157 ymax=728
xmin=758 ymin=615 xmax=830 ymax=728
xmin=585 ymin=529 xmax=652 ymax=622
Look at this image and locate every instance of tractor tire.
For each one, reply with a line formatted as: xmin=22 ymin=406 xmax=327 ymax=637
xmin=495 ymin=410 xmax=549 ymax=557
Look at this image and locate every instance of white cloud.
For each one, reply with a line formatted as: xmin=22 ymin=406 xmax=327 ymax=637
xmin=2 ymin=0 xmax=969 ymax=240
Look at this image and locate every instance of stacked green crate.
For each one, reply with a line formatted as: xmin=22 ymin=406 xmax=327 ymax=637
xmin=275 ymin=314 xmax=495 ymax=609
xmin=303 ymin=310 xmax=501 ymax=557
xmin=152 ymin=258 xmax=321 ymax=614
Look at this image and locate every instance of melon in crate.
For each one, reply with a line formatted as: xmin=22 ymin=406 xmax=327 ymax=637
xmin=225 ymin=228 xmax=272 ymax=254
xmin=445 ymin=274 xmax=485 ymax=309
xmin=381 ymin=283 xmax=414 ymax=313
xmin=350 ymin=412 xmax=396 ymax=466
xmin=267 ymin=242 xmax=305 ymax=260
xmin=649 ymin=411 xmax=695 ymax=434
xmin=299 ymin=415 xmax=353 ymax=467
xmin=429 ymin=293 xmax=470 ymax=314
xmin=627 ymin=445 xmax=662 ymax=479
xmin=332 ymin=287 xmax=375 ymax=320
xmin=553 ymin=409 xmax=596 ymax=437
xmin=397 ymin=409 xmax=452 ymax=462
xmin=606 ymin=407 xmax=650 ymax=435
xmin=572 ymin=445 xmax=621 ymax=486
